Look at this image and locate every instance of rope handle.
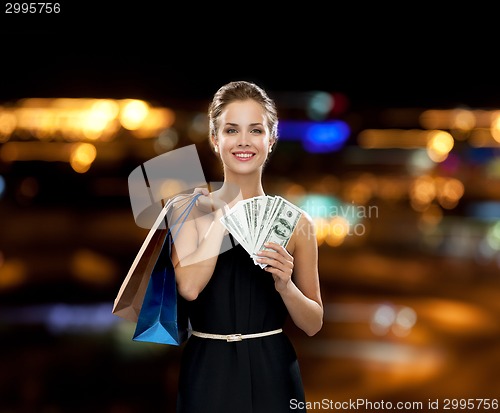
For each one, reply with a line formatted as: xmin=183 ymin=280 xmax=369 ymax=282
xmin=167 ymin=192 xmax=203 ymax=245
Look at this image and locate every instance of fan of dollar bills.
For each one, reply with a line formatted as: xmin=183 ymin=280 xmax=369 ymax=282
xmin=219 ymin=195 xmax=303 ymax=267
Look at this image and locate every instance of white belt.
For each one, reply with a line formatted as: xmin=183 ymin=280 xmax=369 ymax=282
xmin=190 ymin=328 xmax=283 ymax=342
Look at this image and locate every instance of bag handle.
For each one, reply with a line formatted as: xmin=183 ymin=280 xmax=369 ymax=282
xmin=167 ymin=192 xmax=203 ymax=245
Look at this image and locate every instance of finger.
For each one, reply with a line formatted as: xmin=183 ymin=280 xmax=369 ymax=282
xmin=256 ymin=252 xmax=283 ymax=267
xmin=262 ymin=242 xmax=293 ymax=258
xmin=256 ymin=248 xmax=279 ymax=257
xmin=256 ymin=256 xmax=293 ymax=274
xmin=255 ymin=256 xmax=280 ymax=267
xmin=194 ymin=187 xmax=209 ymax=196
xmin=264 ymin=265 xmax=291 ymax=279
xmin=256 ymin=248 xmax=291 ymax=264
xmin=262 ymin=242 xmax=280 ymax=251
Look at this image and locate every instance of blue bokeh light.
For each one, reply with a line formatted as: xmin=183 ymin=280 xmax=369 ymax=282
xmin=278 ymin=120 xmax=350 ymax=153
xmin=0 ymin=175 xmax=5 ymax=199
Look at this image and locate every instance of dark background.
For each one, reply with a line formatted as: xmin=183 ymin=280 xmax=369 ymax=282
xmin=2 ymin=2 xmax=500 ymax=110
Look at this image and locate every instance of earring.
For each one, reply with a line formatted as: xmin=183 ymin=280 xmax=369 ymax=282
xmin=214 ymin=146 xmax=219 ymax=153
xmin=269 ymin=147 xmax=272 ymax=153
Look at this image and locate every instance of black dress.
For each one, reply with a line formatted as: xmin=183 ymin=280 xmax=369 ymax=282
xmin=176 ymin=234 xmax=306 ymax=413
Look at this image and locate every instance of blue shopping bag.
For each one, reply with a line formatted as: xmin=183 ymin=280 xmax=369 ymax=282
xmin=132 ymin=193 xmax=200 ymax=345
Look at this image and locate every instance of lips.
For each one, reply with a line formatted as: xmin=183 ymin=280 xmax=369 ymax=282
xmin=232 ymin=151 xmax=256 ymax=161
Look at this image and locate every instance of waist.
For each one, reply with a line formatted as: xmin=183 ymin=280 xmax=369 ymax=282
xmin=190 ymin=328 xmax=283 ymax=342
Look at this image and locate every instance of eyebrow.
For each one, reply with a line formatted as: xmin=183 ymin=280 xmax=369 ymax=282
xmin=225 ymin=122 xmax=264 ymax=127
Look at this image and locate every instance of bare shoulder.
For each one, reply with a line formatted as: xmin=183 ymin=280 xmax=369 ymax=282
xmin=289 ymin=210 xmax=316 ymax=254
xmin=296 ymin=210 xmax=316 ymax=243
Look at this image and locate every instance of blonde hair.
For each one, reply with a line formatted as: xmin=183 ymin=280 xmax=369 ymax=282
xmin=208 ymin=80 xmax=279 ymax=150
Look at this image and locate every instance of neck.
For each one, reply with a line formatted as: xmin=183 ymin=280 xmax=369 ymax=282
xmin=218 ymin=168 xmax=265 ymax=204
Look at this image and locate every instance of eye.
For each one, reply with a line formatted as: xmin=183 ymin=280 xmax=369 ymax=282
xmin=251 ymin=128 xmax=263 ymax=134
xmin=225 ymin=128 xmax=238 ymax=134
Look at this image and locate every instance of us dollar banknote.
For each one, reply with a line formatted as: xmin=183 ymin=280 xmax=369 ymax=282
xmin=251 ymin=196 xmax=302 ymax=267
xmin=219 ymin=195 xmax=303 ymax=267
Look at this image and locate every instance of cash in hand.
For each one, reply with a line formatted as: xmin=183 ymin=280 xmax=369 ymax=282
xmin=219 ymin=195 xmax=303 ymax=268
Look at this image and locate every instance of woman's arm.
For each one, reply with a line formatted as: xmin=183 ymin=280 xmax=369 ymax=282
xmin=255 ymin=213 xmax=323 ymax=336
xmin=171 ymin=192 xmax=228 ymax=301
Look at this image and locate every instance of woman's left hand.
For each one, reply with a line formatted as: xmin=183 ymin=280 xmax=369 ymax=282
xmin=256 ymin=242 xmax=294 ymax=292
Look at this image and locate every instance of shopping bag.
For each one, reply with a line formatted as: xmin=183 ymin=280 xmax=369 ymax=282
xmin=112 ymin=226 xmax=169 ymax=322
xmin=131 ymin=233 xmax=187 ymax=345
xmin=131 ymin=193 xmax=200 ymax=345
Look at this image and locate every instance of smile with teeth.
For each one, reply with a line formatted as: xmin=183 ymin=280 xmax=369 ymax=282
xmin=233 ymin=152 xmax=255 ymax=160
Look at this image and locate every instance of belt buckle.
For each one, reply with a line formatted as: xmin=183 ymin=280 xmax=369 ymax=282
xmin=226 ymin=334 xmax=242 ymax=342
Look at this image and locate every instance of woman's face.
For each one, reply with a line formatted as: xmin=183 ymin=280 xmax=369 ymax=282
xmin=213 ymin=99 xmax=274 ymax=176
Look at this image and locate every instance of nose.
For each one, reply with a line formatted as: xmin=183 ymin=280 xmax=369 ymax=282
xmin=237 ymin=131 xmax=250 ymax=147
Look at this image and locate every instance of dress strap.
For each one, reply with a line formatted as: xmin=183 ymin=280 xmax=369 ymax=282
xmin=228 ymin=233 xmax=236 ymax=247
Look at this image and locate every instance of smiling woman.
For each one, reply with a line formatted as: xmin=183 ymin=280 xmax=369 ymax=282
xmin=170 ymin=81 xmax=323 ymax=413
xmin=210 ymin=98 xmax=273 ymax=178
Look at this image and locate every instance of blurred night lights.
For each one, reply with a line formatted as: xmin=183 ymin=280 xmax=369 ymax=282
xmin=278 ymin=120 xmax=350 ymax=153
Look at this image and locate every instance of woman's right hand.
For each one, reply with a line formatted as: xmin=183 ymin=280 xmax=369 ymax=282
xmin=193 ymin=188 xmax=228 ymax=214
